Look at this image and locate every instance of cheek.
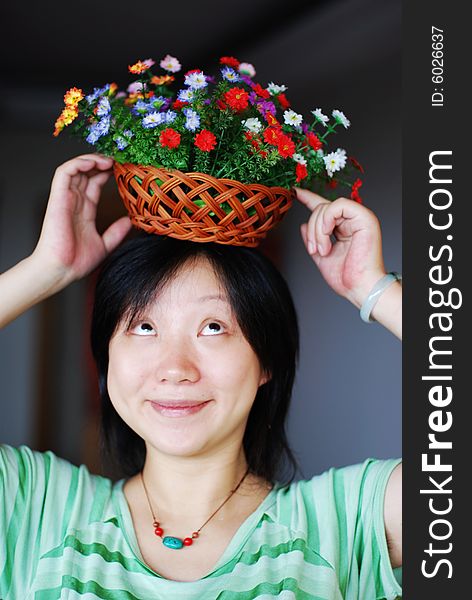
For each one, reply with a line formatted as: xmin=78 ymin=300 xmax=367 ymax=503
xmin=107 ymin=344 xmax=146 ymax=400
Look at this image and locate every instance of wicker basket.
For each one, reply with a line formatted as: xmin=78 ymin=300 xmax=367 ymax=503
xmin=113 ymin=162 xmax=293 ymax=247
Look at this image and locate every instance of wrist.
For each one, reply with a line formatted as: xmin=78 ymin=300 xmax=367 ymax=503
xmin=360 ymin=272 xmax=402 ymax=323
xmin=26 ymin=252 xmax=72 ymax=297
xmin=347 ymin=270 xmax=388 ymax=310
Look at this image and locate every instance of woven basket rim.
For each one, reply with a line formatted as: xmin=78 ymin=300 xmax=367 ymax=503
xmin=113 ymin=161 xmax=292 ymax=194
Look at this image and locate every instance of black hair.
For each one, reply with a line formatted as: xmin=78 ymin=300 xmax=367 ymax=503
xmin=91 ymin=233 xmax=299 ymax=484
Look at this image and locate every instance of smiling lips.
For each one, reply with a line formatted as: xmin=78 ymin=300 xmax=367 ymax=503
xmin=149 ymin=400 xmax=211 ymax=418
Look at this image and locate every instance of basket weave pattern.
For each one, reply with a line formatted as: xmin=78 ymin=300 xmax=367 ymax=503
xmin=113 ymin=163 xmax=293 ymax=247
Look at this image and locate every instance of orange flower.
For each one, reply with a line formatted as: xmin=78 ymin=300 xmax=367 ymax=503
xmin=53 ymin=105 xmax=78 ymax=136
xmin=63 ymin=87 xmax=84 ymax=106
xmin=108 ymin=82 xmax=118 ymax=96
xmin=151 ymin=75 xmax=175 ymax=86
xmin=128 ymin=60 xmax=150 ymax=74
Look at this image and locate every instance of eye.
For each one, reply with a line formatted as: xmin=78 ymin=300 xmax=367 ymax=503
xmin=200 ymin=321 xmax=225 ymax=336
xmin=130 ymin=321 xmax=156 ymax=336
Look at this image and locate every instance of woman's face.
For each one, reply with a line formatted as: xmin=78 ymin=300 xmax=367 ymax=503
xmin=107 ymin=257 xmax=268 ymax=459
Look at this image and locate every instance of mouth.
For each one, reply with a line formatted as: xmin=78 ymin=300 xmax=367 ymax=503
xmin=148 ymin=400 xmax=212 ymax=418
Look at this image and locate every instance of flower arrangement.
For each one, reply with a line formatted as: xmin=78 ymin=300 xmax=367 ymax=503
xmin=54 ymin=55 xmax=364 ymax=246
xmin=54 ymin=55 xmax=363 ymax=200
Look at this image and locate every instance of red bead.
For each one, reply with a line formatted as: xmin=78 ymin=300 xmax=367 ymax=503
xmin=191 ymin=532 xmax=199 ymax=539
xmin=183 ymin=538 xmax=193 ymax=546
xmin=154 ymin=527 xmax=164 ymax=537
xmin=153 ymin=521 xmax=160 ymax=528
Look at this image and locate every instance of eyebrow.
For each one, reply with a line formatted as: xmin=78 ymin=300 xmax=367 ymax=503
xmin=195 ymin=294 xmax=230 ymax=303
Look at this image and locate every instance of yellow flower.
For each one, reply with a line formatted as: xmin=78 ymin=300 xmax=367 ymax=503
xmin=128 ymin=60 xmax=149 ymax=75
xmin=64 ymin=87 xmax=84 ymax=106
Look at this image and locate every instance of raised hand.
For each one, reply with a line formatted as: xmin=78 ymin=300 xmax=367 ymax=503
xmin=0 ymin=155 xmax=133 ymax=328
xmin=32 ymin=154 xmax=132 ymax=288
xmin=296 ymin=187 xmax=386 ymax=309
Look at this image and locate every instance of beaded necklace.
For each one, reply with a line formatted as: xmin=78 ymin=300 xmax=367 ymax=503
xmin=140 ymin=467 xmax=250 ymax=550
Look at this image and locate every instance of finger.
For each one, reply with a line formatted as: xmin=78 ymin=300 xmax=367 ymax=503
xmin=86 ymin=171 xmax=113 ymax=204
xmin=101 ymin=216 xmax=133 ymax=254
xmin=300 ymin=223 xmax=322 ymax=267
xmin=294 ymin=187 xmax=331 ymax=212
xmin=315 ymin=204 xmax=333 ymax=256
xmin=321 ymin=197 xmax=368 ymax=235
xmin=50 ymin=156 xmax=113 ymax=197
xmin=305 ymin=209 xmax=320 ymax=255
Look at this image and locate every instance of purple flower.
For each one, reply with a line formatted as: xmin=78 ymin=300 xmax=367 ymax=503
xmin=183 ymin=107 xmax=200 ymax=131
xmin=96 ymin=97 xmax=111 ymax=117
xmin=248 ymin=91 xmax=257 ymax=105
xmin=132 ymin=99 xmax=151 ymax=116
xmin=221 ymin=67 xmax=240 ymax=82
xmin=164 ymin=110 xmax=177 ymax=124
xmin=301 ymin=123 xmax=309 ymax=134
xmin=256 ymin=100 xmax=276 ymax=115
xmin=149 ymin=96 xmax=168 ymax=110
xmin=142 ymin=112 xmax=165 ymax=128
xmin=115 ymin=137 xmax=128 ymax=150
xmin=86 ymin=116 xmax=110 ymax=144
xmin=86 ymin=84 xmax=110 ymax=104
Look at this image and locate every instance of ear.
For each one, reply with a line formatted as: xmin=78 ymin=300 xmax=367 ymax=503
xmin=259 ymin=370 xmax=272 ymax=387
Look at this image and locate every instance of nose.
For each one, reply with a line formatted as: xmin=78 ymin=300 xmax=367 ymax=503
xmin=154 ymin=339 xmax=200 ymax=384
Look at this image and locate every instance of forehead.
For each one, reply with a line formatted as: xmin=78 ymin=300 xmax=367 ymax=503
xmin=142 ymin=256 xmax=231 ymax=312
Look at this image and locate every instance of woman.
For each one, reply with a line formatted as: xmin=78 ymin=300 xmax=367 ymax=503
xmin=0 ymin=154 xmax=402 ymax=599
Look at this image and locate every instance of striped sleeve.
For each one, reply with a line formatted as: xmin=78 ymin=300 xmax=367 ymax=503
xmin=297 ymin=458 xmax=402 ymax=600
xmin=0 ymin=444 xmax=106 ymax=599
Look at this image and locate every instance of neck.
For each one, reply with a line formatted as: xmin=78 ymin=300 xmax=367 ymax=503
xmin=140 ymin=442 xmax=255 ymax=519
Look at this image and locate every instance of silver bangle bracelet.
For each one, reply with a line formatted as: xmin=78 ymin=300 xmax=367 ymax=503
xmin=360 ymin=272 xmax=402 ymax=323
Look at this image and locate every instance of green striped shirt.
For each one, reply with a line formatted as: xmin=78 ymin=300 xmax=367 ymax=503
xmin=0 ymin=445 xmax=402 ymax=599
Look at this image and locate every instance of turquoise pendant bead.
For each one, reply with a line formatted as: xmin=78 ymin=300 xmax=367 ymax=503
xmin=162 ymin=536 xmax=184 ymax=550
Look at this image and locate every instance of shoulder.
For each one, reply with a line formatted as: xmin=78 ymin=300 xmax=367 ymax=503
xmin=269 ymin=458 xmax=401 ymax=536
xmin=0 ymin=443 xmax=115 ymax=509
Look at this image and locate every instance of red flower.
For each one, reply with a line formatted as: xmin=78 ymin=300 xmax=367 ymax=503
xmin=172 ymin=99 xmax=189 ymax=110
xmin=252 ymin=83 xmax=270 ymax=99
xmin=194 ymin=129 xmax=217 ymax=152
xmin=277 ymin=134 xmax=295 ymax=158
xmin=220 ymin=56 xmax=240 ymax=68
xmin=217 ymin=98 xmax=228 ymax=111
xmin=350 ymin=178 xmax=363 ymax=203
xmin=224 ymin=87 xmax=249 ymax=111
xmin=349 ymin=156 xmax=365 ymax=173
xmin=263 ymin=127 xmax=281 ymax=146
xmin=296 ymin=163 xmax=308 ymax=183
xmin=328 ymin=179 xmax=338 ymax=189
xmin=264 ymin=112 xmax=281 ymax=128
xmin=159 ymin=128 xmax=181 ymax=149
xmin=184 ymin=69 xmax=201 ymax=76
xmin=306 ymin=132 xmax=322 ymax=151
xmin=277 ymin=93 xmax=291 ymax=109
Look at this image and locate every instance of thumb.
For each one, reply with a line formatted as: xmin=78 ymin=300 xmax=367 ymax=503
xmin=294 ymin=187 xmax=330 ymax=212
xmin=102 ymin=216 xmax=133 ymax=254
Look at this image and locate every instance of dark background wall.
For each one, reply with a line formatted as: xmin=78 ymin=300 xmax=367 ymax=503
xmin=0 ymin=0 xmax=401 ymax=478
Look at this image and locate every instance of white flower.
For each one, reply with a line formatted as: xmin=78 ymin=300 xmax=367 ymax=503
xmin=311 ymin=108 xmax=329 ymax=127
xmin=293 ymin=153 xmax=307 ymax=166
xmin=332 ymin=109 xmax=350 ymax=128
xmin=185 ymin=71 xmax=208 ymax=90
xmin=283 ymin=109 xmax=303 ymax=127
xmin=267 ymin=82 xmax=287 ymax=95
xmin=324 ymin=151 xmax=344 ymax=177
xmin=160 ymin=54 xmax=181 ymax=73
xmin=242 ymin=118 xmax=263 ymax=133
xmin=238 ymin=62 xmax=256 ymax=77
xmin=334 ymin=148 xmax=347 ymax=169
